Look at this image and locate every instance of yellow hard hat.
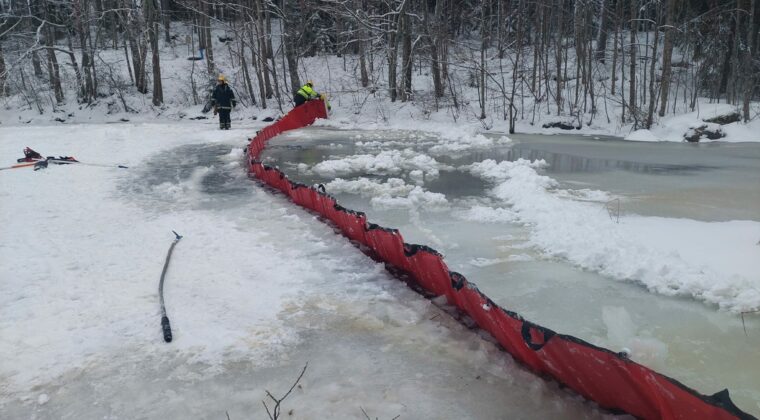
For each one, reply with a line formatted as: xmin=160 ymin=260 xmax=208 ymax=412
xmin=307 ymin=80 xmax=314 ymax=86
xmin=218 ymin=74 xmax=226 ymax=81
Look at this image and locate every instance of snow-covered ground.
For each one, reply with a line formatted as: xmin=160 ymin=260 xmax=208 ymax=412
xmin=2 ymin=22 xmax=759 ymax=146
xmin=0 ymin=122 xmax=626 ymax=418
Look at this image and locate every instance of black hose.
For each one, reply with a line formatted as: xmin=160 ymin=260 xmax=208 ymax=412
xmin=159 ymin=231 xmax=183 ymax=343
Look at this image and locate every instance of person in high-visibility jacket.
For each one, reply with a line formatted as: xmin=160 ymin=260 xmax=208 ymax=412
xmin=294 ymin=80 xmax=319 ymax=107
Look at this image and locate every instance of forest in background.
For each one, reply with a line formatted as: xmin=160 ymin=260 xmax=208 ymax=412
xmin=0 ymin=0 xmax=758 ymax=132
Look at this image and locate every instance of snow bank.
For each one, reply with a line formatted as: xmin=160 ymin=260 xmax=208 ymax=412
xmin=369 ymin=186 xmax=449 ymax=211
xmin=325 ymin=177 xmax=448 ymax=211
xmin=325 ymin=177 xmax=415 ymax=197
xmin=650 ymin=102 xmax=760 ymax=143
xmin=427 ymin=133 xmax=511 ymax=157
xmin=311 ymin=149 xmax=446 ymax=179
xmin=453 ymin=205 xmax=519 ymax=223
xmin=313 ymin=118 xmax=514 ymax=155
xmin=466 ymin=158 xmax=760 ymax=312
xmin=4 ymin=18 xmax=759 ymax=149
xmin=625 ymin=129 xmax=660 ymax=142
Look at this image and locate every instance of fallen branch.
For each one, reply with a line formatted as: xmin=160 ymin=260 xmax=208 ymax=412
xmin=360 ymin=407 xmax=401 ymax=420
xmin=741 ymin=310 xmax=760 ymax=337
xmin=263 ymin=363 xmax=308 ymax=420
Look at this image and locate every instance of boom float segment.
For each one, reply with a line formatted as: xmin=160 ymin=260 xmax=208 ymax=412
xmin=244 ymin=99 xmax=754 ymax=420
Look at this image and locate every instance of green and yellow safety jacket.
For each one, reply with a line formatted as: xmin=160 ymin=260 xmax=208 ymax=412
xmin=296 ymin=84 xmax=318 ymax=100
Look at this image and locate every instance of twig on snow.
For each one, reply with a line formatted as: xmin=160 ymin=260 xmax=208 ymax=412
xmin=741 ymin=310 xmax=760 ymax=337
xmin=263 ymin=363 xmax=308 ymax=420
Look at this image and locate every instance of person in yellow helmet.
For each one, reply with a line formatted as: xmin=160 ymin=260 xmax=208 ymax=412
xmin=293 ymin=80 xmax=320 ymax=107
xmin=211 ymin=74 xmax=237 ymax=129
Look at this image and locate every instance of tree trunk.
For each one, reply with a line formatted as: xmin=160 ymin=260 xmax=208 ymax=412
xmin=718 ymin=8 xmax=737 ymax=100
xmin=658 ymin=0 xmax=676 ymax=117
xmin=88 ymin=8 xmax=100 ymax=98
xmin=573 ymin=1 xmax=585 ymax=113
xmin=742 ymin=0 xmax=757 ymax=121
xmin=202 ymin=0 xmax=215 ymax=74
xmin=147 ymin=0 xmax=163 ymax=105
xmin=440 ymin=1 xmax=449 ymax=81
xmin=611 ymin=0 xmax=620 ymax=96
xmin=357 ymin=0 xmax=370 ymax=89
xmin=387 ymin=1 xmax=401 ymax=102
xmin=31 ymin=51 xmax=44 ymax=78
xmin=46 ymin=27 xmax=64 ymax=104
xmin=555 ymin=0 xmax=563 ymax=115
xmin=586 ymin=5 xmax=596 ymax=118
xmin=265 ymin=7 xmax=282 ymax=110
xmin=646 ymin=4 xmax=660 ymax=129
xmin=531 ymin=2 xmax=539 ymax=94
xmin=359 ymin=48 xmax=370 ymax=88
xmin=39 ymin=2 xmax=64 ymax=103
xmin=284 ymin=37 xmax=301 ymax=95
xmin=66 ymin=30 xmax=86 ymax=100
xmin=28 ymin=1 xmax=44 ymax=78
xmin=388 ymin=44 xmax=398 ymax=102
xmin=596 ymin=0 xmax=612 ymax=62
xmin=619 ymin=0 xmax=625 ymax=122
xmin=283 ymin=0 xmax=301 ymax=95
xmin=629 ymin=0 xmax=638 ymax=127
xmin=728 ymin=2 xmax=743 ymax=103
xmin=162 ymin=0 xmax=171 ymax=44
xmin=255 ymin=0 xmax=273 ymax=98
xmin=430 ymin=0 xmax=446 ymax=97
xmin=127 ymin=0 xmax=147 ymax=94
xmin=248 ymin=24 xmax=267 ymax=108
xmin=240 ymin=36 xmax=257 ymax=106
xmin=400 ymin=10 xmax=413 ymax=101
xmin=122 ymin=30 xmax=134 ymax=84
xmin=510 ymin=0 xmax=525 ymax=131
xmin=543 ymin=0 xmax=551 ymax=115
xmin=74 ymin=0 xmax=95 ymax=102
xmin=0 ymin=43 xmax=6 ymax=96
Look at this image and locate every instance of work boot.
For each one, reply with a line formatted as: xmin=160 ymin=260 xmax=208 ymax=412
xmin=219 ymin=122 xmax=224 ymax=130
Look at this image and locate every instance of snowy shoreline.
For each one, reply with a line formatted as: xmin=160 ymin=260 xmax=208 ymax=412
xmin=2 ymin=120 xmax=632 ymax=419
xmin=1 ymin=121 xmax=759 ymax=416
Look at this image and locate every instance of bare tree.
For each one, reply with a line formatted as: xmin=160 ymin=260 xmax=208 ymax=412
xmin=73 ymin=0 xmax=96 ymax=102
xmin=127 ymin=0 xmax=148 ymax=94
xmin=658 ymin=0 xmax=676 ymax=117
xmin=399 ymin=4 xmax=412 ymax=102
xmin=741 ymin=0 xmax=757 ymax=122
xmin=628 ymin=0 xmax=638 ymax=127
xmin=146 ymin=0 xmax=163 ymax=105
xmin=0 ymin=42 xmax=6 ymax=96
xmin=646 ymin=0 xmax=661 ymax=128
xmin=0 ymin=0 xmax=756 ymax=127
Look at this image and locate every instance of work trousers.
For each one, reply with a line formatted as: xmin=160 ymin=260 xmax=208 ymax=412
xmin=218 ymin=108 xmax=231 ymax=129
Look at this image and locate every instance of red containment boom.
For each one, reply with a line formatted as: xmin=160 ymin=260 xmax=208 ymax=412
xmin=245 ymin=99 xmax=754 ymax=420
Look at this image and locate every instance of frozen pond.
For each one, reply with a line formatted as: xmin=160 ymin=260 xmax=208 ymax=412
xmin=1 ymin=123 xmax=618 ymax=419
xmin=262 ymin=127 xmax=760 ymax=416
xmin=504 ymin=134 xmax=760 ymax=221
